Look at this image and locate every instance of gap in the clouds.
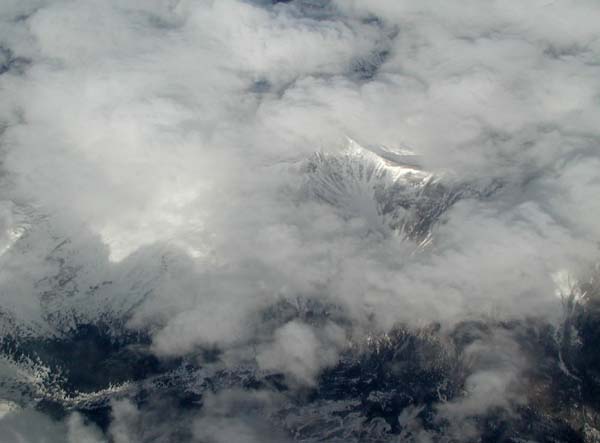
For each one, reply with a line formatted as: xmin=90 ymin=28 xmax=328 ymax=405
xmin=308 ymin=319 xmax=587 ymax=441
xmin=350 ymin=19 xmax=398 ymax=82
xmin=0 ymin=323 xmax=182 ymax=395
xmin=0 ymin=313 xmax=596 ymax=441
xmin=312 ymin=324 xmax=458 ymax=435
xmin=350 ymin=48 xmax=391 ymax=81
xmin=250 ymin=78 xmax=272 ymax=94
xmin=0 ymin=46 xmax=30 ymax=76
xmin=573 ymin=284 xmax=600 ymax=412
xmin=301 ymin=145 xmax=505 ymax=245
xmin=31 ymin=325 xmax=161 ymax=393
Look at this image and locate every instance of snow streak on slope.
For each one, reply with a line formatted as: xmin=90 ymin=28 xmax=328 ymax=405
xmin=303 ymin=139 xmax=501 ymax=245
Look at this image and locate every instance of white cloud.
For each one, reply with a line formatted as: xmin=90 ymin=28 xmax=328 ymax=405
xmin=0 ymin=0 xmax=599 ymax=437
xmin=256 ymin=320 xmax=345 ymax=385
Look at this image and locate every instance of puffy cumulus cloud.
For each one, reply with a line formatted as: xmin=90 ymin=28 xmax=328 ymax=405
xmin=108 ymin=399 xmax=141 ymax=443
xmin=2 ymin=0 xmax=598 ymax=338
xmin=192 ymin=390 xmax=291 ymax=443
xmin=0 ymin=408 xmax=67 ymax=443
xmin=329 ymin=1 xmax=600 ymax=173
xmin=0 ymin=0 xmax=599 ymax=439
xmin=0 ymin=0 xmax=377 ymax=259
xmin=437 ymin=330 xmax=528 ymax=439
xmin=0 ymin=408 xmax=105 ymax=443
xmin=67 ymin=413 xmax=106 ymax=443
xmin=104 ymin=398 xmax=198 ymax=443
xmin=256 ymin=320 xmax=346 ymax=385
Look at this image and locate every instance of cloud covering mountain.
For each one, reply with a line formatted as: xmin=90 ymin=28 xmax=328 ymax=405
xmin=0 ymin=0 xmax=600 ymax=441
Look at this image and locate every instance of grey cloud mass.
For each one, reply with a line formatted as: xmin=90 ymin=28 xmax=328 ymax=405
xmin=0 ymin=0 xmax=600 ymax=441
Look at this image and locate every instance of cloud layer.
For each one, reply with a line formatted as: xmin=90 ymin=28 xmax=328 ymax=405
xmin=1 ymin=0 xmax=600 ymax=441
